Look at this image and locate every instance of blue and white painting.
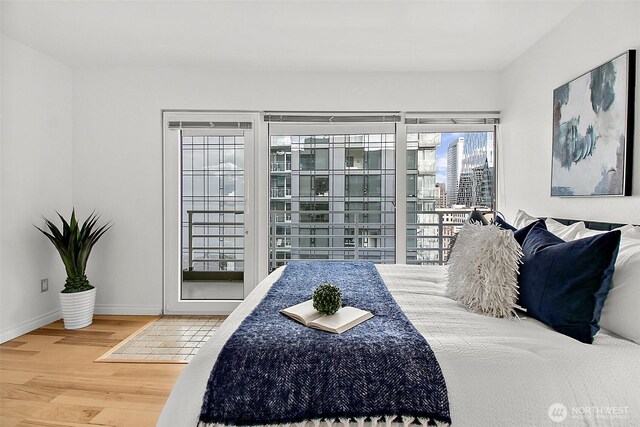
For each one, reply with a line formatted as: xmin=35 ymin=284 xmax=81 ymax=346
xmin=551 ymin=51 xmax=634 ymax=196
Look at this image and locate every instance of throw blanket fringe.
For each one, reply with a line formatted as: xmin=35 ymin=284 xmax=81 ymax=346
xmin=199 ymin=416 xmax=450 ymax=427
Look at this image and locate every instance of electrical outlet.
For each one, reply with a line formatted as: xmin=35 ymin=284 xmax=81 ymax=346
xmin=41 ymin=278 xmax=49 ymax=293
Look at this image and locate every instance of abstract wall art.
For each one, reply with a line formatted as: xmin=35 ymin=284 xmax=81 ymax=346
xmin=551 ymin=50 xmax=636 ymax=197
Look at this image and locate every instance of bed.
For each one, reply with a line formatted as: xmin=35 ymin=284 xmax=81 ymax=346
xmin=159 ymin=219 xmax=640 ymax=427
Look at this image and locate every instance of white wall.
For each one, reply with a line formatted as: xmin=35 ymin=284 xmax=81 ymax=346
xmin=0 ymin=36 xmax=73 ymax=341
xmin=72 ymin=68 xmax=501 ymax=313
xmin=500 ymin=1 xmax=640 ymax=224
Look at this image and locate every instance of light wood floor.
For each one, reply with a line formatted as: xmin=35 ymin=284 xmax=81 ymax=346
xmin=0 ymin=316 xmax=186 ymax=427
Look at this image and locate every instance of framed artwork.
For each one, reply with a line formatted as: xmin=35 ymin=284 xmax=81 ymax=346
xmin=551 ymin=50 xmax=636 ymax=197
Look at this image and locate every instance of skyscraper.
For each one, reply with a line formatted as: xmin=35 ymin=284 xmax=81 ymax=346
xmin=446 ymin=137 xmax=464 ymax=205
xmin=455 ymin=133 xmax=494 ymax=207
xmin=269 ymin=133 xmax=397 ymax=270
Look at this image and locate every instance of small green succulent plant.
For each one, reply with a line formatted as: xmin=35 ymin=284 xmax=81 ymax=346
xmin=312 ymin=283 xmax=342 ymax=315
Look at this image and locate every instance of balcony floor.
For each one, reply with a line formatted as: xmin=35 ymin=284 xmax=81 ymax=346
xmin=181 ymin=281 xmax=243 ymax=300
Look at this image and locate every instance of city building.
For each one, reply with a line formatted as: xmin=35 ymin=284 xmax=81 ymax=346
xmin=435 ymin=183 xmax=448 ymax=208
xmin=446 ymin=137 xmax=464 ymax=204
xmin=456 ymin=132 xmax=494 ymax=207
xmin=270 ymin=133 xmax=396 ymax=270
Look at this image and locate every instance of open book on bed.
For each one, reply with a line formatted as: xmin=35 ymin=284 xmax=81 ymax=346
xmin=280 ymin=300 xmax=373 ymax=334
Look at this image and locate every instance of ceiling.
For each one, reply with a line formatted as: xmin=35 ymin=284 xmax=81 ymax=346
xmin=1 ymin=0 xmax=582 ymax=72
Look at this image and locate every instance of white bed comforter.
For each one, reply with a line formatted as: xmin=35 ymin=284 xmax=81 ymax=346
xmin=158 ymin=265 xmax=640 ymax=427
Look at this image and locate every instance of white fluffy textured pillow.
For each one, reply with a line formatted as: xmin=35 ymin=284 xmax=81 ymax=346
xmin=447 ymin=223 xmax=523 ymax=318
xmin=600 ymin=236 xmax=640 ymax=344
xmin=545 ymin=218 xmax=586 ymax=241
xmin=513 ymin=209 xmax=538 ymax=228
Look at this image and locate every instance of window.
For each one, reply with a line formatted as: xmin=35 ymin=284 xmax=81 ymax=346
xmin=267 ymin=116 xmax=497 ymax=271
xmin=300 ymin=148 xmax=329 ymax=170
xmin=406 ymin=130 xmax=496 ymax=264
xmin=345 ymin=175 xmax=382 ymax=197
xmin=268 ymin=122 xmax=397 ymax=270
xmin=170 ymin=114 xmax=499 ymax=305
xmin=300 ymin=176 xmax=330 ymax=197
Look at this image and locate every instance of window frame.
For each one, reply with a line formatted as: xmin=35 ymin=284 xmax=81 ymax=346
xmin=402 ymin=123 xmax=498 ymax=264
xmin=163 ymin=111 xmax=499 ymax=312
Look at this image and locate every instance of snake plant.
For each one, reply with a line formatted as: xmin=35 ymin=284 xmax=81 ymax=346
xmin=36 ymin=210 xmax=111 ymax=293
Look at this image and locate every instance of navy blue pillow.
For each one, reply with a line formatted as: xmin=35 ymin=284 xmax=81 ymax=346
xmin=494 ymin=217 xmax=546 ymax=246
xmin=494 ymin=216 xmax=516 ymax=231
xmin=518 ymin=223 xmax=621 ymax=344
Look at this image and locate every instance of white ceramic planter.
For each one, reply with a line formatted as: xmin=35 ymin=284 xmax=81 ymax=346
xmin=59 ymin=288 xmax=96 ymax=329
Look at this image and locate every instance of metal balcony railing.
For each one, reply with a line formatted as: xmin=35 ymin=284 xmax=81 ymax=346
xmin=185 ymin=208 xmax=490 ymax=276
xmin=269 ymin=209 xmax=397 ymax=272
xmin=269 ymin=208 xmax=490 ymax=270
xmin=271 ymin=188 xmax=292 ymax=198
xmin=184 ymin=210 xmax=244 ymax=281
xmin=270 ymin=161 xmax=291 ymax=172
xmin=406 ymin=208 xmax=489 ymax=264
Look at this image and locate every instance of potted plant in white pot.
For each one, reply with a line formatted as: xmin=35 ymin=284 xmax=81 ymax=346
xmin=36 ymin=210 xmax=111 ymax=329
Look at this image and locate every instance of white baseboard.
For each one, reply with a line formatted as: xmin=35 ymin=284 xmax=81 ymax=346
xmin=0 ymin=305 xmax=163 ymax=343
xmin=94 ymin=304 xmax=162 ymax=315
xmin=0 ymin=308 xmax=62 ymax=343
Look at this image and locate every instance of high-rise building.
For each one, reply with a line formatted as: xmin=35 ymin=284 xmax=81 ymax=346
xmin=455 ymin=133 xmax=494 ymax=207
xmin=269 ymin=133 xmax=396 ymax=270
xmin=435 ymin=183 xmax=447 ymax=208
xmin=446 ymin=137 xmax=464 ymax=204
xmin=406 ymin=132 xmax=442 ymax=263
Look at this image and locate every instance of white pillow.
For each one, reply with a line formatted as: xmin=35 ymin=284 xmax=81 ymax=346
xmin=573 ymin=224 xmax=635 ymax=240
xmin=513 ymin=209 xmax=538 ymax=228
xmin=625 ymin=227 xmax=640 ymax=239
xmin=600 ymin=236 xmax=640 ymax=344
xmin=545 ymin=218 xmax=586 ymax=241
xmin=447 ymin=223 xmax=523 ymax=318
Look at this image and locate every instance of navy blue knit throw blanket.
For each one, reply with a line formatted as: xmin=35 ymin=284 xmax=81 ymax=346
xmin=199 ymin=262 xmax=451 ymax=426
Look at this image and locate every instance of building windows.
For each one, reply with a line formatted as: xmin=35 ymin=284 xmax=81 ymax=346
xmin=269 ymin=128 xmax=396 ymax=270
xmin=300 ymin=202 xmax=330 ymax=223
xmin=300 ymin=175 xmax=330 ymax=197
xmin=345 ymin=175 xmax=382 ymax=197
xmin=270 ymin=175 xmax=291 ymax=198
xmin=268 ymin=122 xmax=496 ymax=270
xmin=300 ymin=148 xmax=329 ymax=171
xmin=345 ymin=147 xmax=382 ymax=169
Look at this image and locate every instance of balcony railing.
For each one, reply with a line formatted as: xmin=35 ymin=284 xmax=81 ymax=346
xmin=269 ymin=210 xmax=396 ymax=272
xmin=185 ymin=208 xmax=490 ymax=276
xmin=406 ymin=208 xmax=489 ymax=264
xmin=184 ymin=210 xmax=244 ymax=281
xmin=269 ymin=208 xmax=490 ymax=270
xmin=271 ymin=188 xmax=292 ymax=198
xmin=270 ymin=161 xmax=291 ymax=172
